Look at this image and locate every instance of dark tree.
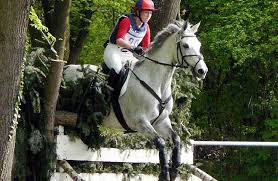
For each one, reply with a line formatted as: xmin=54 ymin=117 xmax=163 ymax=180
xmin=0 ymin=0 xmax=31 ymax=180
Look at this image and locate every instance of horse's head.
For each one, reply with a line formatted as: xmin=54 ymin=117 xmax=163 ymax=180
xmin=176 ymin=21 xmax=208 ymax=80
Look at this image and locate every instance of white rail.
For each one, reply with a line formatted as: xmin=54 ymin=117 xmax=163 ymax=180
xmin=51 ymin=126 xmax=201 ymax=181
xmin=191 ymin=140 xmax=278 ymax=147
xmin=56 ymin=135 xmax=194 ymax=164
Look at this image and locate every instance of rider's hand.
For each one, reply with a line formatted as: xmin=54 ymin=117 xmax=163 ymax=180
xmin=132 ymin=46 xmax=145 ymax=56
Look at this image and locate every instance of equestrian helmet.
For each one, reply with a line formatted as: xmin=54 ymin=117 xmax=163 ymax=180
xmin=134 ymin=0 xmax=158 ymax=11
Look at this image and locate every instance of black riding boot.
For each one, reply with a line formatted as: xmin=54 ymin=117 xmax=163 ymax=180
xmin=107 ymin=68 xmax=119 ymax=90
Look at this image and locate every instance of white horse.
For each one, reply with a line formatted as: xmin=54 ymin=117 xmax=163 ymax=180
xmin=63 ymin=20 xmax=207 ymax=181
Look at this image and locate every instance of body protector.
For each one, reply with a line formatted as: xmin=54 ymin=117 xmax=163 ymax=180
xmin=109 ymin=13 xmax=148 ymax=48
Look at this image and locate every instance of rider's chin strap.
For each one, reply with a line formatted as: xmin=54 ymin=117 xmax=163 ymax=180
xmin=134 ymin=10 xmax=143 ymax=23
xmin=138 ymin=11 xmax=143 ymax=23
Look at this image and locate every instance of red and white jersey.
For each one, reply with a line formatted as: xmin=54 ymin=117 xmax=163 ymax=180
xmin=109 ymin=14 xmax=150 ymax=49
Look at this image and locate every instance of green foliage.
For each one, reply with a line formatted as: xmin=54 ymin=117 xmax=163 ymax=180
xmin=28 ymin=128 xmax=44 ymax=154
xmin=171 ymin=69 xmax=202 ymax=141
xmin=189 ymin=0 xmax=278 ymax=179
xmin=15 ymin=47 xmax=52 ymax=180
xmin=58 ymin=67 xmax=111 ymax=148
xmin=23 ymin=48 xmax=49 ymax=113
xmin=77 ymin=0 xmax=133 ymax=64
xmin=29 ymin=7 xmax=56 ymax=47
xmin=70 ymin=161 xmax=190 ymax=179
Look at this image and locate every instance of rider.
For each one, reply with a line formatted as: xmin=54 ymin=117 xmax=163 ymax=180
xmin=103 ymin=0 xmax=158 ymax=90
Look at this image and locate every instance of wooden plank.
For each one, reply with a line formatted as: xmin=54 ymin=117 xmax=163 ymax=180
xmin=191 ymin=140 xmax=278 ymax=147
xmin=51 ymin=173 xmax=202 ymax=181
xmin=56 ymin=135 xmax=193 ymax=164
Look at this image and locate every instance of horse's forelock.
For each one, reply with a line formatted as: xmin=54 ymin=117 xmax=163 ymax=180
xmin=148 ymin=21 xmax=183 ymax=54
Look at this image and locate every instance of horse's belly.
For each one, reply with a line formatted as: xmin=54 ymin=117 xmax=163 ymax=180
xmin=102 ymin=108 xmax=126 ymax=131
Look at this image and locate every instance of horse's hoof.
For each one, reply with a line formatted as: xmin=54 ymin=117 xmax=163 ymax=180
xmin=170 ymin=176 xmax=178 ymax=181
xmin=158 ymin=173 xmax=170 ymax=181
xmin=170 ymin=173 xmax=179 ymax=181
xmin=158 ymin=176 xmax=170 ymax=181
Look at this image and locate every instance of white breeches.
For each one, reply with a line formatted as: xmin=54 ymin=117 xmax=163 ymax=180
xmin=104 ymin=43 xmax=135 ymax=74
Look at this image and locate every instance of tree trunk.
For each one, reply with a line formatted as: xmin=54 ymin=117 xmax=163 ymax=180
xmin=41 ymin=0 xmax=71 ymax=179
xmin=43 ymin=0 xmax=71 ymax=142
xmin=150 ymin=0 xmax=181 ymax=38
xmin=55 ymin=111 xmax=77 ymax=127
xmin=0 ymin=0 xmax=30 ymax=180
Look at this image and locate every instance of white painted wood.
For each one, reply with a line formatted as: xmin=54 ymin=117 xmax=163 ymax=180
xmin=50 ymin=172 xmax=202 ymax=181
xmin=63 ymin=64 xmax=98 ymax=82
xmin=191 ymin=140 xmax=278 ymax=147
xmin=56 ymin=135 xmax=193 ymax=164
xmin=57 ymin=125 xmax=64 ymax=135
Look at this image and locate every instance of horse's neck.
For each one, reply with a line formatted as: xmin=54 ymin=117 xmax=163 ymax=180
xmin=134 ymin=35 xmax=176 ymax=95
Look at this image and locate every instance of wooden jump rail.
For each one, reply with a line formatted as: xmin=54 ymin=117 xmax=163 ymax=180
xmin=51 ymin=125 xmax=217 ymax=181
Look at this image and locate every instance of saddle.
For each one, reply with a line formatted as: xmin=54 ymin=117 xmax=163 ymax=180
xmin=102 ymin=62 xmax=136 ymax=133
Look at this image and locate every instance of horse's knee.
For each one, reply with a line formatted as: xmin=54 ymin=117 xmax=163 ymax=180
xmin=172 ymin=132 xmax=180 ymax=147
xmin=154 ymin=137 xmax=166 ymax=150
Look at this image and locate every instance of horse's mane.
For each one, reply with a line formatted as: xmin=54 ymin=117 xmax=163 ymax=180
xmin=148 ymin=20 xmax=185 ymax=54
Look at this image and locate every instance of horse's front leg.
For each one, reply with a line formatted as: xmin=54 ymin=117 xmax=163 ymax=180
xmin=154 ymin=118 xmax=181 ymax=181
xmin=135 ymin=119 xmax=170 ymax=181
xmin=154 ymin=136 xmax=170 ymax=181
xmin=169 ymin=130 xmax=181 ymax=181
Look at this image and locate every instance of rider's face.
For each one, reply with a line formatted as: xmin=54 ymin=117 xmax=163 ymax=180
xmin=140 ymin=10 xmax=152 ymax=23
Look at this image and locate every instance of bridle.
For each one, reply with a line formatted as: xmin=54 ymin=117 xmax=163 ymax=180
xmin=141 ymin=34 xmax=203 ymax=70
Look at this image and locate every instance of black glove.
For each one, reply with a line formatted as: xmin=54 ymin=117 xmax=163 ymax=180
xmin=132 ymin=46 xmax=145 ymax=56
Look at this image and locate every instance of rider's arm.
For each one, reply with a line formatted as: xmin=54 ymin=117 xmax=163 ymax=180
xmin=116 ymin=38 xmax=132 ymax=49
xmin=116 ymin=17 xmax=132 ymax=49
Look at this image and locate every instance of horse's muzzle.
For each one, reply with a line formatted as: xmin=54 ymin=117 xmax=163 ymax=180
xmin=194 ymin=59 xmax=208 ymax=80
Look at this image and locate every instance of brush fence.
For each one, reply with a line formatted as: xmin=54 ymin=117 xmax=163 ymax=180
xmin=51 ymin=126 xmax=201 ymax=181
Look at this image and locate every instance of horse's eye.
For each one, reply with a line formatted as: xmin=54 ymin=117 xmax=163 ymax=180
xmin=183 ymin=43 xmax=189 ymax=49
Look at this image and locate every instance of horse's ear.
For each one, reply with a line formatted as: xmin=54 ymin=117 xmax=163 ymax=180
xmin=182 ymin=19 xmax=189 ymax=30
xmin=191 ymin=21 xmax=201 ymax=33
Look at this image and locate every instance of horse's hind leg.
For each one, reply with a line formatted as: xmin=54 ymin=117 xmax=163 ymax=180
xmin=136 ymin=120 xmax=170 ymax=181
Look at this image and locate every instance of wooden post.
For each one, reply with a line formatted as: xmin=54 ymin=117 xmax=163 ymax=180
xmin=186 ymin=164 xmax=217 ymax=181
xmin=58 ymin=160 xmax=85 ymax=181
